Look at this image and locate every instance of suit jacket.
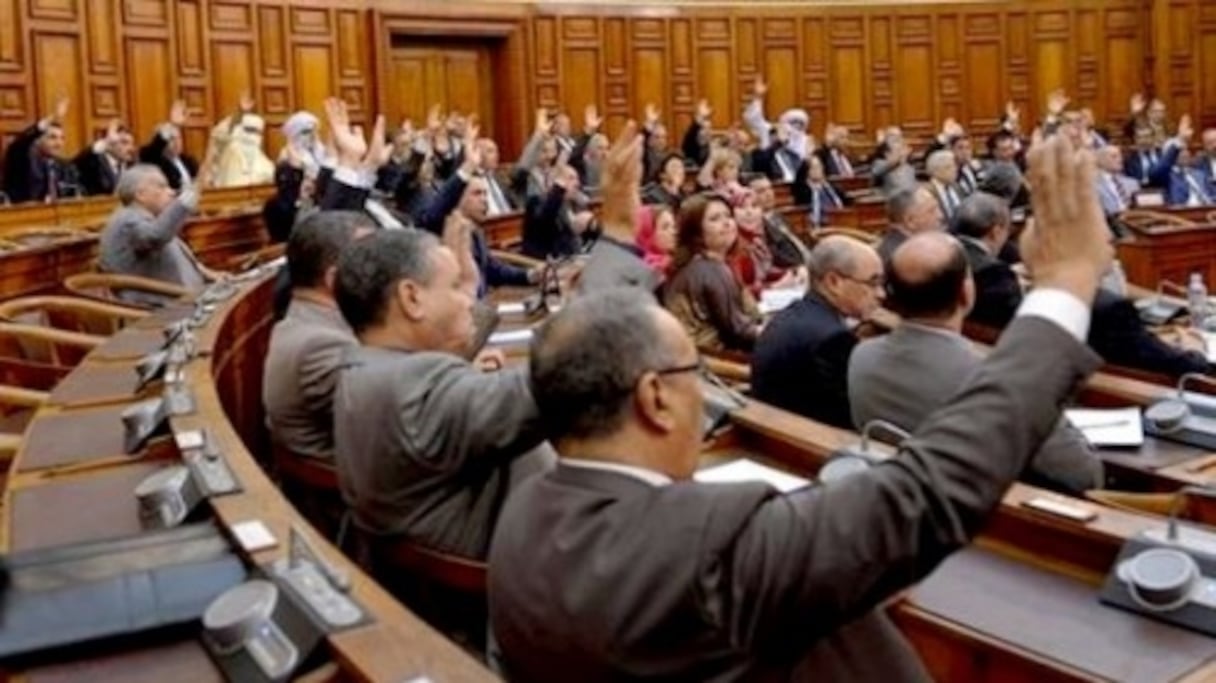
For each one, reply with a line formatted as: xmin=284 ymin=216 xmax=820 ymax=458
xmin=576 ymin=234 xmax=660 ymax=296
xmin=2 ymin=122 xmax=75 ymax=203
xmin=762 ymin=212 xmax=810 ymax=269
xmin=960 ymin=237 xmax=1022 ymax=330
xmin=1123 ymin=144 xmax=1180 ymax=189
xmin=876 ymin=228 xmax=908 ymax=264
xmin=1168 ymin=167 xmax=1215 ymax=206
xmin=97 ymin=199 xmax=205 ymax=304
xmin=815 ymin=145 xmax=856 ymax=178
xmin=263 ymin=298 xmax=357 ymax=461
xmin=73 ymin=146 xmax=126 ymax=197
xmin=641 ymin=182 xmax=683 ymax=210
xmin=1095 ymin=171 xmax=1139 ymax=216
xmin=139 ymin=129 xmax=199 ymax=191
xmin=928 ymin=179 xmax=964 ymax=224
xmin=848 ymin=324 xmax=1103 ymax=493
xmin=334 ymin=345 xmax=546 ymax=559
xmin=490 ymin=315 xmax=1103 ymax=682
xmin=1088 ymin=288 xmax=1211 ymax=379
xmin=751 ymin=292 xmax=857 ymax=428
xmin=521 ymin=184 xmax=578 ymax=259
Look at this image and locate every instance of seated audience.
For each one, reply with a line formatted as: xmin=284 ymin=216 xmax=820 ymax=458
xmin=925 ymin=149 xmax=964 ymax=223
xmin=1195 ymin=127 xmax=1216 ymax=191
xmin=848 ymin=232 xmax=1104 ymax=494
xmin=977 ymin=159 xmax=1029 ymax=211
xmin=521 ymin=161 xmax=587 ymax=259
xmin=953 ymin=193 xmax=1023 ymax=330
xmin=634 ymin=204 xmax=676 ymax=279
xmin=751 ymin=236 xmax=883 ymax=428
xmin=332 ymin=227 xmax=547 ymax=560
xmin=752 ymin=174 xmax=811 ymax=268
xmin=97 ymin=164 xmax=216 ymax=304
xmin=1168 ymin=147 xmax=1214 ymax=206
xmin=951 ymin=134 xmax=983 ymax=195
xmin=489 ymin=132 xmax=1111 ymax=677
xmin=815 ymin=123 xmax=855 ymax=177
xmin=697 ymin=146 xmax=744 ymax=195
xmin=263 ymin=210 xmax=374 ymax=462
xmin=1123 ymin=115 xmax=1189 ymax=189
xmin=207 ymin=94 xmax=275 ymax=187
xmin=139 ymin=100 xmax=200 ymax=191
xmin=2 ymin=96 xmax=76 ymax=203
xmin=663 ymin=194 xmax=762 ymax=352
xmin=73 ymin=120 xmax=134 ymax=196
xmin=792 ymin=156 xmax=848 ymax=229
xmin=877 ymin=185 xmax=944 ymax=262
xmin=726 ymin=187 xmax=788 ymax=297
xmin=641 ymin=151 xmax=687 ymax=209
xmin=870 ymin=128 xmax=916 ymax=194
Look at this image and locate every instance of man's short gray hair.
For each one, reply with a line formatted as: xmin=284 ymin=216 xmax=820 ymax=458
xmin=954 ymin=192 xmax=1010 ymax=240
xmin=925 ymin=149 xmax=956 ymax=176
xmin=115 ymin=164 xmax=166 ymax=205
xmin=885 ymin=186 xmax=920 ymax=224
xmin=807 ymin=236 xmax=861 ymax=285
xmin=529 ymin=289 xmax=675 ymax=441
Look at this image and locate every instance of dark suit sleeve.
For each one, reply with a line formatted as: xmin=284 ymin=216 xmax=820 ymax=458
xmin=811 ymin=330 xmax=858 ymax=429
xmin=318 ymin=173 xmax=370 ymax=212
xmin=723 ymin=316 xmax=1101 ymax=656
xmin=417 ymin=173 xmax=468 ymax=235
xmin=1148 ymin=144 xmax=1181 ymax=188
xmin=681 ymin=121 xmax=705 ymax=166
xmin=72 ymin=147 xmax=104 ymax=196
xmin=2 ymin=123 xmax=44 ymax=201
xmin=971 ymin=265 xmax=1022 ymax=328
xmin=1088 ymin=294 xmax=1210 ymax=379
xmin=521 ymin=185 xmax=568 ymax=258
xmin=139 ymin=130 xmax=170 ymax=164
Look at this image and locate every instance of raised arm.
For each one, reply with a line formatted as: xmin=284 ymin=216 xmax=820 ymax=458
xmin=742 ymin=77 xmax=772 ymax=150
xmin=598 ymin=121 xmax=643 ymax=245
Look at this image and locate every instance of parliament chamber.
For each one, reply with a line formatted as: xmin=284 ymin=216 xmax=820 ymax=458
xmin=4 ymin=0 xmax=1216 ymax=681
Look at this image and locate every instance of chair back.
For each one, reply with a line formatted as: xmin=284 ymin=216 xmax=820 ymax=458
xmin=63 ymin=273 xmax=190 ymax=311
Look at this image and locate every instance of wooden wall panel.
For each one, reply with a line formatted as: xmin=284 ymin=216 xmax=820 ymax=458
xmin=1 ymin=0 xmax=1215 ymax=174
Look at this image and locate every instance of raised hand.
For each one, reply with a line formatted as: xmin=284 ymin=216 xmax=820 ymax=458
xmin=363 ymin=114 xmax=390 ymax=171
xmin=753 ymin=77 xmax=767 ymax=98
xmin=239 ymin=90 xmax=255 ymax=112
xmin=1005 ymin=100 xmax=1020 ymax=124
xmin=696 ymin=99 xmax=712 ymax=123
xmin=941 ymin=117 xmax=963 ymax=138
xmin=1021 ymin=131 xmax=1112 ymax=304
xmin=442 ymin=211 xmax=480 ymax=296
xmin=599 ymin=120 xmax=643 ymax=243
xmin=552 ymin=151 xmax=579 ymax=191
xmin=1130 ymin=92 xmax=1146 ymax=115
xmin=169 ymin=99 xmax=188 ymax=127
xmin=1178 ymin=114 xmax=1194 ymax=141
xmin=644 ymin=103 xmax=661 ymax=129
xmin=426 ymin=104 xmax=443 ymax=133
xmin=105 ymin=118 xmax=122 ymax=143
xmin=323 ymin=96 xmax=367 ymax=167
xmin=1046 ymin=89 xmax=1069 ymax=116
xmin=53 ymin=95 xmax=70 ymax=122
xmin=460 ymin=124 xmax=483 ymax=174
xmin=535 ymin=107 xmax=552 ymax=135
xmin=584 ymin=104 xmax=603 ymax=132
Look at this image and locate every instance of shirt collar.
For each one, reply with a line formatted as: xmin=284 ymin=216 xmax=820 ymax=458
xmin=561 ymin=458 xmax=672 ymax=487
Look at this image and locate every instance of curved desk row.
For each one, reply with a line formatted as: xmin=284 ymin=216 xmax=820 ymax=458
xmin=0 ymin=185 xmax=275 ymax=301
xmin=2 ymin=271 xmax=493 ymax=681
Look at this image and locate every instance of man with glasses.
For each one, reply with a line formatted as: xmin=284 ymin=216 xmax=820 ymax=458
xmin=750 ymin=235 xmax=885 ymax=428
xmin=489 ymin=131 xmax=1112 ymax=678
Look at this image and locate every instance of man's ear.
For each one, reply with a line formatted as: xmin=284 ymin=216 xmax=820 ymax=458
xmin=395 ymin=279 xmax=426 ymax=322
xmin=634 ymin=372 xmax=677 ymax=434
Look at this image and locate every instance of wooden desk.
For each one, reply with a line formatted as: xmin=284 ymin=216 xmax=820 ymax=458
xmin=1 ymin=272 xmax=494 ymax=681
xmin=716 ymin=400 xmax=1216 ymax=681
xmin=1117 ymin=221 xmax=1216 ymax=289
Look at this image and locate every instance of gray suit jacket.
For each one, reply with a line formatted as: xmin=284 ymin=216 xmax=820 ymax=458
xmin=334 ymin=345 xmax=546 ymax=559
xmin=262 ymin=298 xmax=356 ymax=460
xmin=577 ymin=234 xmax=659 ymax=296
xmin=848 ymin=323 xmax=1103 ymax=494
xmin=490 ymin=316 xmax=1102 ymax=681
xmin=97 ymin=200 xmax=205 ymax=305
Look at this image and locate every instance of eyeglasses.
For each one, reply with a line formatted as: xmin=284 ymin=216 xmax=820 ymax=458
xmin=840 ymin=273 xmax=885 ymax=290
xmin=654 ymin=357 xmax=705 ymax=378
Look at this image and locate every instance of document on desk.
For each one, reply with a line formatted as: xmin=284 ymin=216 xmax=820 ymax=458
xmin=487 ymin=328 xmax=533 ymax=346
xmin=1064 ymin=407 xmax=1144 ymax=447
xmin=758 ymin=288 xmax=803 ymax=315
xmin=497 ymin=301 xmax=527 ymax=316
xmin=695 ymin=458 xmax=810 ymax=493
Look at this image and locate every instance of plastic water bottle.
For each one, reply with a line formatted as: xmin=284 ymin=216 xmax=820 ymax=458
xmin=1188 ymin=272 xmax=1208 ymax=329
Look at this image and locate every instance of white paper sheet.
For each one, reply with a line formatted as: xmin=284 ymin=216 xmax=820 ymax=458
xmin=497 ymin=302 xmax=527 ymax=316
xmin=695 ymin=458 xmax=810 ymax=493
xmin=758 ymin=288 xmax=802 ymax=315
xmin=487 ymin=328 xmax=533 ymax=346
xmin=1064 ymin=407 xmax=1144 ymax=447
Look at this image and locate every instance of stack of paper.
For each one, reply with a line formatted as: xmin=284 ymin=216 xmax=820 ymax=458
xmin=496 ymin=301 xmax=527 ymax=316
xmin=695 ymin=458 xmax=810 ymax=493
xmin=759 ymin=288 xmax=802 ymax=315
xmin=1064 ymin=407 xmax=1144 ymax=447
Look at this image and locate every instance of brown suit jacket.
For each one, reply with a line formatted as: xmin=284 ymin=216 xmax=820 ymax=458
xmin=488 ymin=315 xmax=1102 ymax=681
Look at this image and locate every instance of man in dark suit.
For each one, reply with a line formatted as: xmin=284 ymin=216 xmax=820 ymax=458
xmin=73 ymin=120 xmax=134 ymax=197
xmin=751 ymin=236 xmax=885 ymax=428
xmin=1122 ymin=116 xmax=1189 ymax=190
xmin=926 ymin=149 xmax=965 ymax=224
xmin=750 ymin=175 xmax=810 ymax=268
xmin=792 ymin=156 xmax=849 ymax=228
xmin=814 ymin=123 xmax=856 ymax=178
xmin=2 ymin=96 xmax=76 ymax=203
xmin=489 ymin=133 xmax=1112 ymax=678
xmin=139 ymin=100 xmax=200 ymax=191
xmin=1167 ymin=148 xmax=1214 ymax=206
xmin=956 ymin=187 xmax=1208 ymax=379
xmin=877 ymin=185 xmax=944 ymax=263
xmin=954 ymin=192 xmax=1023 ymax=330
xmin=849 ymin=232 xmax=1103 ymax=494
xmin=951 ymin=135 xmax=983 ymax=195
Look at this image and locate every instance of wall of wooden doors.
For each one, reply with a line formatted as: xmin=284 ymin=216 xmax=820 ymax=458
xmin=0 ymin=0 xmax=1212 ymax=164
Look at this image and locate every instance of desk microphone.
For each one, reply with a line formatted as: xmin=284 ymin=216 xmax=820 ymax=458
xmin=1144 ymin=372 xmax=1216 ymax=433
xmin=1166 ymin=484 xmax=1216 ymax=544
xmin=818 ymin=419 xmax=911 ymax=484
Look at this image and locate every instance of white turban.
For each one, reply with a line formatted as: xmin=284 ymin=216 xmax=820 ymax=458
xmin=779 ymin=109 xmax=812 ymax=158
xmin=282 ymin=111 xmax=319 ymax=141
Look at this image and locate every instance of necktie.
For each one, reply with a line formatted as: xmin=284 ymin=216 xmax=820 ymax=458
xmin=1108 ymin=175 xmax=1127 ymax=212
xmin=947 ymin=186 xmax=960 ymax=213
xmin=487 ymin=177 xmax=510 ymax=216
xmin=810 ymin=187 xmax=822 ymax=226
xmin=835 ymin=149 xmax=853 ymax=177
xmin=824 ymin=184 xmax=841 ymax=209
xmin=46 ymin=162 xmax=58 ymax=202
xmin=1186 ymin=172 xmax=1211 ymax=205
xmin=961 ymin=166 xmax=976 ymax=194
xmin=776 ymin=151 xmax=794 ymax=182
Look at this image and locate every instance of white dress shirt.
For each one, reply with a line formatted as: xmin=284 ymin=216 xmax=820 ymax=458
xmin=562 ymin=458 xmax=672 ymax=487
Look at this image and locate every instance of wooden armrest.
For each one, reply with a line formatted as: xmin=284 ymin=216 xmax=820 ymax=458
xmin=0 ymin=384 xmax=50 ymax=408
xmin=492 ymin=250 xmax=543 ymax=269
xmin=704 ymin=355 xmax=751 ymax=383
xmin=0 ymin=433 xmax=22 ymax=458
xmin=0 ymin=295 xmax=149 ymax=324
xmin=64 ymin=273 xmax=192 ymax=300
xmin=1084 ymin=489 xmax=1177 ymax=517
xmin=0 ymin=321 xmax=106 ymax=349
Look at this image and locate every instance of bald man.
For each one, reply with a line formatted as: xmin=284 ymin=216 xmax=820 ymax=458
xmin=848 ymin=233 xmax=1103 ymax=494
xmin=751 ymin=236 xmax=885 ymax=428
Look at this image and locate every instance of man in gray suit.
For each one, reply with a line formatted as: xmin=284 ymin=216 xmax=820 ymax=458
xmin=489 ymin=133 xmax=1113 ymax=681
xmin=263 ymin=210 xmax=374 ymax=461
xmin=849 ymin=232 xmax=1104 ymax=494
xmin=98 ymin=164 xmax=214 ymax=305
xmin=332 ymin=226 xmax=546 ymax=560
